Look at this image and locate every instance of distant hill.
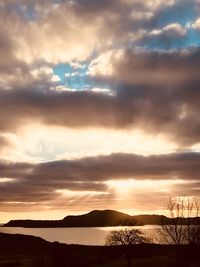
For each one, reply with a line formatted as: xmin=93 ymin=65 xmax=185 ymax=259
xmin=62 ymin=210 xmax=138 ymax=227
xmin=3 ymin=209 xmax=169 ymax=228
xmin=133 ymin=215 xmax=167 ymax=225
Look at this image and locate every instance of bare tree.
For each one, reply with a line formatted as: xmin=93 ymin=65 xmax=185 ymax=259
xmin=105 ymin=228 xmax=147 ymax=246
xmin=184 ymin=197 xmax=200 ymax=245
xmin=157 ymin=198 xmax=186 ymax=245
xmin=105 ymin=228 xmax=149 ymax=267
xmin=157 ymin=197 xmax=200 ymax=245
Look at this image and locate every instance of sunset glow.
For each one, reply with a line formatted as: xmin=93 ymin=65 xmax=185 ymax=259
xmin=0 ymin=0 xmax=200 ymax=223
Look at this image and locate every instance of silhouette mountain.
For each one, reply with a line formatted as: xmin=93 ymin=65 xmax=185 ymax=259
xmin=3 ymin=209 xmax=168 ymax=228
xmin=62 ymin=209 xmax=137 ymax=227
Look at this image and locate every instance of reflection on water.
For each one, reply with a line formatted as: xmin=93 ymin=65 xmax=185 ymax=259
xmin=0 ymin=225 xmax=158 ymax=245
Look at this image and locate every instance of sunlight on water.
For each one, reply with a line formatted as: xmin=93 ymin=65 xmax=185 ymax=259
xmin=0 ymin=226 xmax=159 ymax=245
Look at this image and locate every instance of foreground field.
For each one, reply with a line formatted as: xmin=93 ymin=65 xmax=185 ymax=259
xmin=0 ymin=233 xmax=199 ymax=267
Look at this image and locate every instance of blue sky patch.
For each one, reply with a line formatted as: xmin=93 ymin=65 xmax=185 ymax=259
xmin=138 ymin=27 xmax=200 ymax=51
xmin=53 ymin=63 xmax=91 ymax=90
xmin=9 ymin=2 xmax=38 ymax=22
xmin=151 ymin=0 xmax=198 ymax=29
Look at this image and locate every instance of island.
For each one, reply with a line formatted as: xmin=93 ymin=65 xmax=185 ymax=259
xmin=2 ymin=209 xmax=168 ymax=228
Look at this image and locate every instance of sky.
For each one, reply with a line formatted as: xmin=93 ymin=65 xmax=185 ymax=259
xmin=0 ymin=0 xmax=200 ymax=222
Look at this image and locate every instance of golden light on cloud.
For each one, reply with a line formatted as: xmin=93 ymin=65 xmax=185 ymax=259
xmin=0 ymin=0 xmax=200 ymax=223
xmin=56 ymin=189 xmax=109 ymax=197
xmin=1 ymin=123 xmax=178 ymax=163
xmin=105 ymin=179 xmax=187 ymax=196
xmin=0 ymin=178 xmax=14 ymax=183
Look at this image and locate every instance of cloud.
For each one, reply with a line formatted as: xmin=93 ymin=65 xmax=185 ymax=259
xmin=30 ymin=152 xmax=200 ymax=182
xmin=139 ymin=23 xmax=187 ymax=49
xmin=162 ymin=23 xmax=186 ymax=36
xmin=192 ymin=17 xmax=200 ymax=30
xmin=0 ymin=0 xmax=199 ymax=86
xmin=0 ymin=0 xmax=199 ymax=148
xmin=148 ymin=0 xmax=198 ymax=29
xmin=88 ymin=48 xmax=200 ymax=145
xmin=0 ymin=152 xmax=200 ymax=186
xmin=0 ymin=152 xmax=199 ymax=212
xmin=0 ymin=136 xmax=11 ymax=151
xmin=0 ymin=83 xmax=200 ymax=157
xmin=1 ymin=45 xmax=200 ymax=146
xmin=0 ymin=0 xmax=200 ymax=216
xmin=0 ymin=125 xmax=177 ymax=163
xmin=150 ymin=23 xmax=186 ymax=37
xmin=0 ymin=0 xmax=191 ymax=67
xmin=89 ymin=47 xmax=200 ymax=85
xmin=0 ymin=0 xmax=132 ymax=64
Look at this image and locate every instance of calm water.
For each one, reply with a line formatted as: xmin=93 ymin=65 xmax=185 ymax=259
xmin=0 ymin=225 xmax=158 ymax=245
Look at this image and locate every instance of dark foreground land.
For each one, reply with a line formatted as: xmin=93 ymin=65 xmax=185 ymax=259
xmin=0 ymin=233 xmax=199 ymax=267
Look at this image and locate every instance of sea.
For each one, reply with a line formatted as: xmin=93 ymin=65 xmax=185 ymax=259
xmin=0 ymin=225 xmax=158 ymax=245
